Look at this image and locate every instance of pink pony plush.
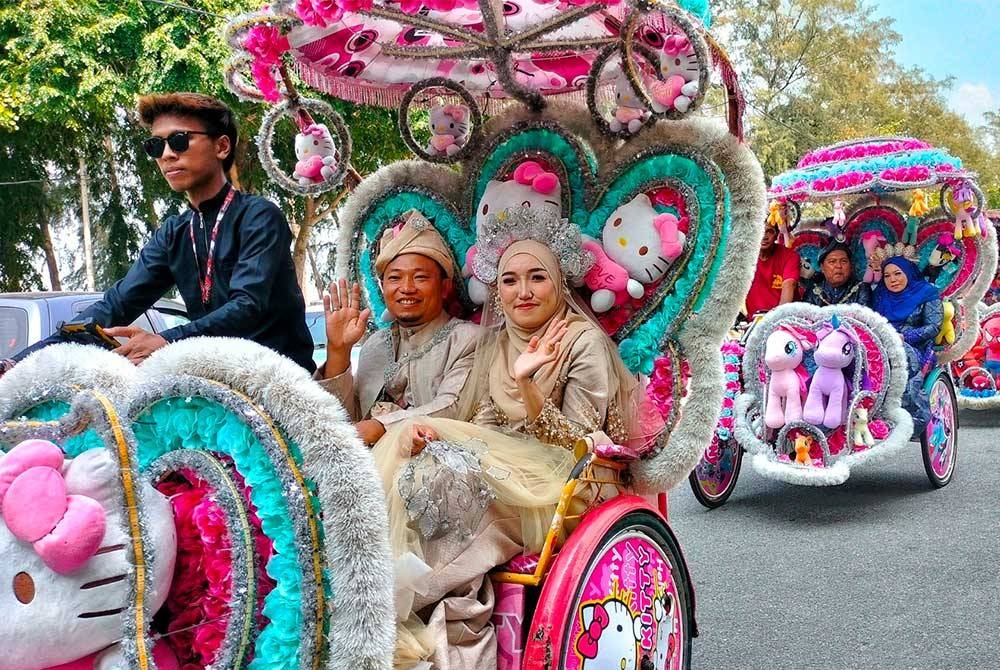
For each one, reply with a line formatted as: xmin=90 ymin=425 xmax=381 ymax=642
xmin=861 ymin=231 xmax=885 ymax=283
xmin=764 ymin=325 xmax=816 ymax=429
xmin=803 ymin=319 xmax=855 ymax=429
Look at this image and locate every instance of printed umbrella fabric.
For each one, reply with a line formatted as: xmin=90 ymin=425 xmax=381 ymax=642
xmin=241 ymin=0 xmax=711 ymax=107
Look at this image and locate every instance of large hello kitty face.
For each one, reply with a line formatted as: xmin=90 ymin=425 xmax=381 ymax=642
xmin=580 ymin=598 xmax=641 ymax=669
xmin=474 ymin=178 xmax=562 ymax=234
xmin=0 ymin=446 xmax=176 ymax=670
xmin=295 ymin=124 xmax=337 ymax=161
xmin=659 ymin=43 xmax=700 ymax=83
xmin=602 ymin=193 xmax=681 ymax=283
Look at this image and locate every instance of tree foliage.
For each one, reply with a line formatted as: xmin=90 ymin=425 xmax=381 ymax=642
xmin=714 ymin=0 xmax=1000 ymax=205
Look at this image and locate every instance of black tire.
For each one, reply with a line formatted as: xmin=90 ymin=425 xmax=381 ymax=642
xmin=920 ymin=372 xmax=958 ymax=488
xmin=687 ymin=440 xmax=743 ymax=509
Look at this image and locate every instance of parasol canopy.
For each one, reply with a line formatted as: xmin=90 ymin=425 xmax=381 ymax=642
xmin=768 ymin=137 xmax=979 ymax=202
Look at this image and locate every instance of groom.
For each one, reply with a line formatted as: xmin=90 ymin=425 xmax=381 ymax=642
xmin=316 ymin=210 xmax=479 ymax=445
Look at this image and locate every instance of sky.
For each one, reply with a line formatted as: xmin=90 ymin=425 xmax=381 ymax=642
xmin=871 ymin=0 xmax=1000 ymax=126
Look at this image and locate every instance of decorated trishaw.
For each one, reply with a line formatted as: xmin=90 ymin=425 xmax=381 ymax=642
xmin=0 ymin=1 xmax=767 ymax=669
xmin=690 ymin=137 xmax=997 ymax=507
xmin=951 ymin=217 xmax=1000 ymax=409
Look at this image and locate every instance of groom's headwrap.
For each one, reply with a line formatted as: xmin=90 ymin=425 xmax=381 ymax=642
xmin=374 ymin=209 xmax=455 ymax=278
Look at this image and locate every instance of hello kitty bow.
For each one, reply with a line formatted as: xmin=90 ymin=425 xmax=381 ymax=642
xmin=301 ymin=123 xmax=327 ymax=137
xmin=0 ymin=440 xmax=107 ymax=574
xmin=576 ymin=602 xmax=610 ymax=659
xmin=471 ymin=205 xmax=593 ymax=286
xmin=441 ymin=104 xmax=468 ymax=122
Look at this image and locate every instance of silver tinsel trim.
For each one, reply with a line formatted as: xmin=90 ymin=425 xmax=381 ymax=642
xmin=471 ymin=205 xmax=594 ymax=285
xmin=126 ymin=376 xmax=328 ymax=670
xmin=147 ymin=449 xmax=259 ymax=670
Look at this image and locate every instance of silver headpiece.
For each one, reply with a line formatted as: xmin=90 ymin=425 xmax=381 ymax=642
xmin=471 ymin=205 xmax=594 ymax=285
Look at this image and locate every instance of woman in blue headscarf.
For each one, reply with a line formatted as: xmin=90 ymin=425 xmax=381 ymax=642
xmin=873 ymin=255 xmax=943 ymax=430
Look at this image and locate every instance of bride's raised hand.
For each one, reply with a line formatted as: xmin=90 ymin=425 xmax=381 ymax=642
xmin=513 ymin=318 xmax=569 ymax=382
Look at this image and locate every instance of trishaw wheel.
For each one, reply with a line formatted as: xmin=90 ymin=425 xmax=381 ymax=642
xmin=920 ymin=373 xmax=958 ymax=488
xmin=687 ymin=439 xmax=743 ymax=509
xmin=525 ymin=497 xmax=694 ymax=670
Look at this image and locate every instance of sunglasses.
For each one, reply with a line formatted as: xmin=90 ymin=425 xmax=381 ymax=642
xmin=142 ymin=130 xmax=214 ymax=158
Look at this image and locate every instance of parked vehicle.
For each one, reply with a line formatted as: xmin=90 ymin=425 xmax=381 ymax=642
xmin=0 ymin=292 xmax=189 ymax=359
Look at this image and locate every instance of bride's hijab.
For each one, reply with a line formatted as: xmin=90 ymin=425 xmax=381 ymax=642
xmin=460 ymin=240 xmax=652 ymax=445
xmin=489 ymin=240 xmax=592 ymax=424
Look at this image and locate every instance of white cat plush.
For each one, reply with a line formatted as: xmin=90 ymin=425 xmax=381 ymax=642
xmin=586 ymin=193 xmax=686 ymax=313
xmin=293 ymin=123 xmax=338 ymax=186
xmin=0 ymin=439 xmax=177 ymax=670
xmin=464 ymin=160 xmax=563 ymax=305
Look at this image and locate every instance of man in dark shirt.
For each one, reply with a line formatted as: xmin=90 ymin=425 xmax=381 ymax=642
xmin=7 ymin=93 xmax=315 ymax=372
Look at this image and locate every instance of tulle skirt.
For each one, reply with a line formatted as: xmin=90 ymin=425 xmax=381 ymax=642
xmin=370 ymin=417 xmax=577 ymax=668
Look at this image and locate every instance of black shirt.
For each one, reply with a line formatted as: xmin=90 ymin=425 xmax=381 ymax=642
xmin=78 ymin=183 xmax=315 ymax=372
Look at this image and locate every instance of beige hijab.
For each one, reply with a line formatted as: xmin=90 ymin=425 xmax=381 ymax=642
xmin=489 ymin=240 xmax=593 ymax=424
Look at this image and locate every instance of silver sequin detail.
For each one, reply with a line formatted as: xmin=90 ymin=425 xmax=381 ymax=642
xmin=397 ymin=438 xmax=495 ymax=542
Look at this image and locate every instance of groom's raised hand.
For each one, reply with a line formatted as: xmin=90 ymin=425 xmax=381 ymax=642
xmin=323 ymin=278 xmax=371 ymax=376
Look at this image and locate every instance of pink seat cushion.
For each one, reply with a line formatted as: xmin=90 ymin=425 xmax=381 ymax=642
xmin=501 ymin=553 xmax=540 ymax=574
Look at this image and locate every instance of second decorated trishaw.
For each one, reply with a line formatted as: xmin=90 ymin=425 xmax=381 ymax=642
xmin=690 ymin=137 xmax=997 ymax=508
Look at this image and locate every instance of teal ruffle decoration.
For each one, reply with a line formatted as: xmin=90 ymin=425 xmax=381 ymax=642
xmin=20 ymin=400 xmax=104 ymax=456
xmin=678 ymin=0 xmax=712 ymax=27
xmin=132 ymin=396 xmax=318 ymax=670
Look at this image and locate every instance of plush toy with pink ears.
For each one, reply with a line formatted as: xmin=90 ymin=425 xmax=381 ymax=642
xmin=0 ymin=439 xmax=179 ymax=670
xmin=803 ymin=317 xmax=855 ymax=429
xmin=764 ymin=325 xmax=816 ymax=429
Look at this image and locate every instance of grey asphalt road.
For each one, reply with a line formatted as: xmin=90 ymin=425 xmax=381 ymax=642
xmin=668 ymin=410 xmax=1000 ymax=670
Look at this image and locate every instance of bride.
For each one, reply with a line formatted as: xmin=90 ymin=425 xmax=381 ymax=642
xmin=373 ymin=206 xmax=658 ymax=669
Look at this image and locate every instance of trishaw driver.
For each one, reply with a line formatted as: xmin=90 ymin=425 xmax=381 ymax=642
xmin=317 ymin=210 xmax=479 ymax=446
xmin=744 ymin=223 xmax=800 ymax=316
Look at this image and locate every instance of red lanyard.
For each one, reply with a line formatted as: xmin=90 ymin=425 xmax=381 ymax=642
xmin=188 ymin=187 xmax=237 ymax=306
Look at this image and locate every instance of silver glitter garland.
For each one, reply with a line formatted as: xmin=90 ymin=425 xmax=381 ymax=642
xmin=147 ymin=449 xmax=260 ymax=670
xmin=126 ymin=376 xmax=329 ymax=670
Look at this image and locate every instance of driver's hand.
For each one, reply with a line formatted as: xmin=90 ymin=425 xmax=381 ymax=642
xmin=105 ymin=326 xmax=167 ymax=366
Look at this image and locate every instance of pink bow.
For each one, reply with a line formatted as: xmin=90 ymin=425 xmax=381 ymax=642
xmin=663 ymin=34 xmax=691 ymax=55
xmin=441 ymin=104 xmax=468 ymax=122
xmin=0 ymin=440 xmax=107 ymax=574
xmin=576 ymin=603 xmax=610 ymax=659
xmin=301 ymin=124 xmax=327 ymax=138
xmin=512 ymin=160 xmax=559 ymax=195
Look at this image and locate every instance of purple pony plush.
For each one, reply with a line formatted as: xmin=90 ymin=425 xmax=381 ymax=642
xmin=764 ymin=325 xmax=816 ymax=429
xmin=803 ymin=316 xmax=855 ymax=429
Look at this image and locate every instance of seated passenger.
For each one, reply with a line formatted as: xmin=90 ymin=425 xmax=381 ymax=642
xmin=316 ymin=210 xmax=479 ymax=445
xmin=873 ymin=254 xmax=943 ymax=430
xmin=744 ymin=223 xmax=799 ymax=317
xmin=803 ymin=241 xmax=872 ymax=307
xmin=376 ymin=208 xmax=651 ymax=669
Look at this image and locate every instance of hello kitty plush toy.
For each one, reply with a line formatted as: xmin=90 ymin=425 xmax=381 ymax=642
xmin=584 ymin=193 xmax=685 ymax=313
xmin=609 ymin=72 xmax=651 ymax=135
xmin=294 ymin=123 xmax=338 ymax=186
xmin=649 ymin=34 xmax=701 ymax=114
xmin=0 ymin=439 xmax=178 ymax=670
xmin=464 ymin=161 xmax=562 ymax=304
xmin=575 ymin=598 xmax=642 ymax=670
xmin=427 ymin=101 xmax=471 ymax=157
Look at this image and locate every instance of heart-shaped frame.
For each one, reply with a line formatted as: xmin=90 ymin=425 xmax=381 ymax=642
xmin=735 ymin=303 xmax=913 ymax=486
xmin=336 ymin=105 xmax=766 ymax=492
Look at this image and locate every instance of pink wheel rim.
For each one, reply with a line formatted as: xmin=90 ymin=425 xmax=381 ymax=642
xmin=694 ymin=440 xmax=739 ymax=499
xmin=562 ymin=531 xmax=685 ymax=670
xmin=926 ymin=378 xmax=956 ymax=479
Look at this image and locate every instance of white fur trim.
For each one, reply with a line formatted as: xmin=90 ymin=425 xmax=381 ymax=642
xmin=735 ymin=304 xmax=913 ymax=486
xmin=0 ymin=344 xmax=140 ymax=419
xmin=140 ymin=337 xmax=394 ymax=670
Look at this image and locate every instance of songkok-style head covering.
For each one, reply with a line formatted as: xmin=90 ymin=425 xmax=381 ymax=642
xmin=818 ymin=240 xmax=852 ymax=266
xmin=374 ymin=209 xmax=455 ymax=278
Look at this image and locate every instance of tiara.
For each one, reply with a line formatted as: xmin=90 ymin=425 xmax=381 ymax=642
xmin=870 ymin=242 xmax=918 ymax=267
xmin=471 ymin=205 xmax=594 ymax=285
